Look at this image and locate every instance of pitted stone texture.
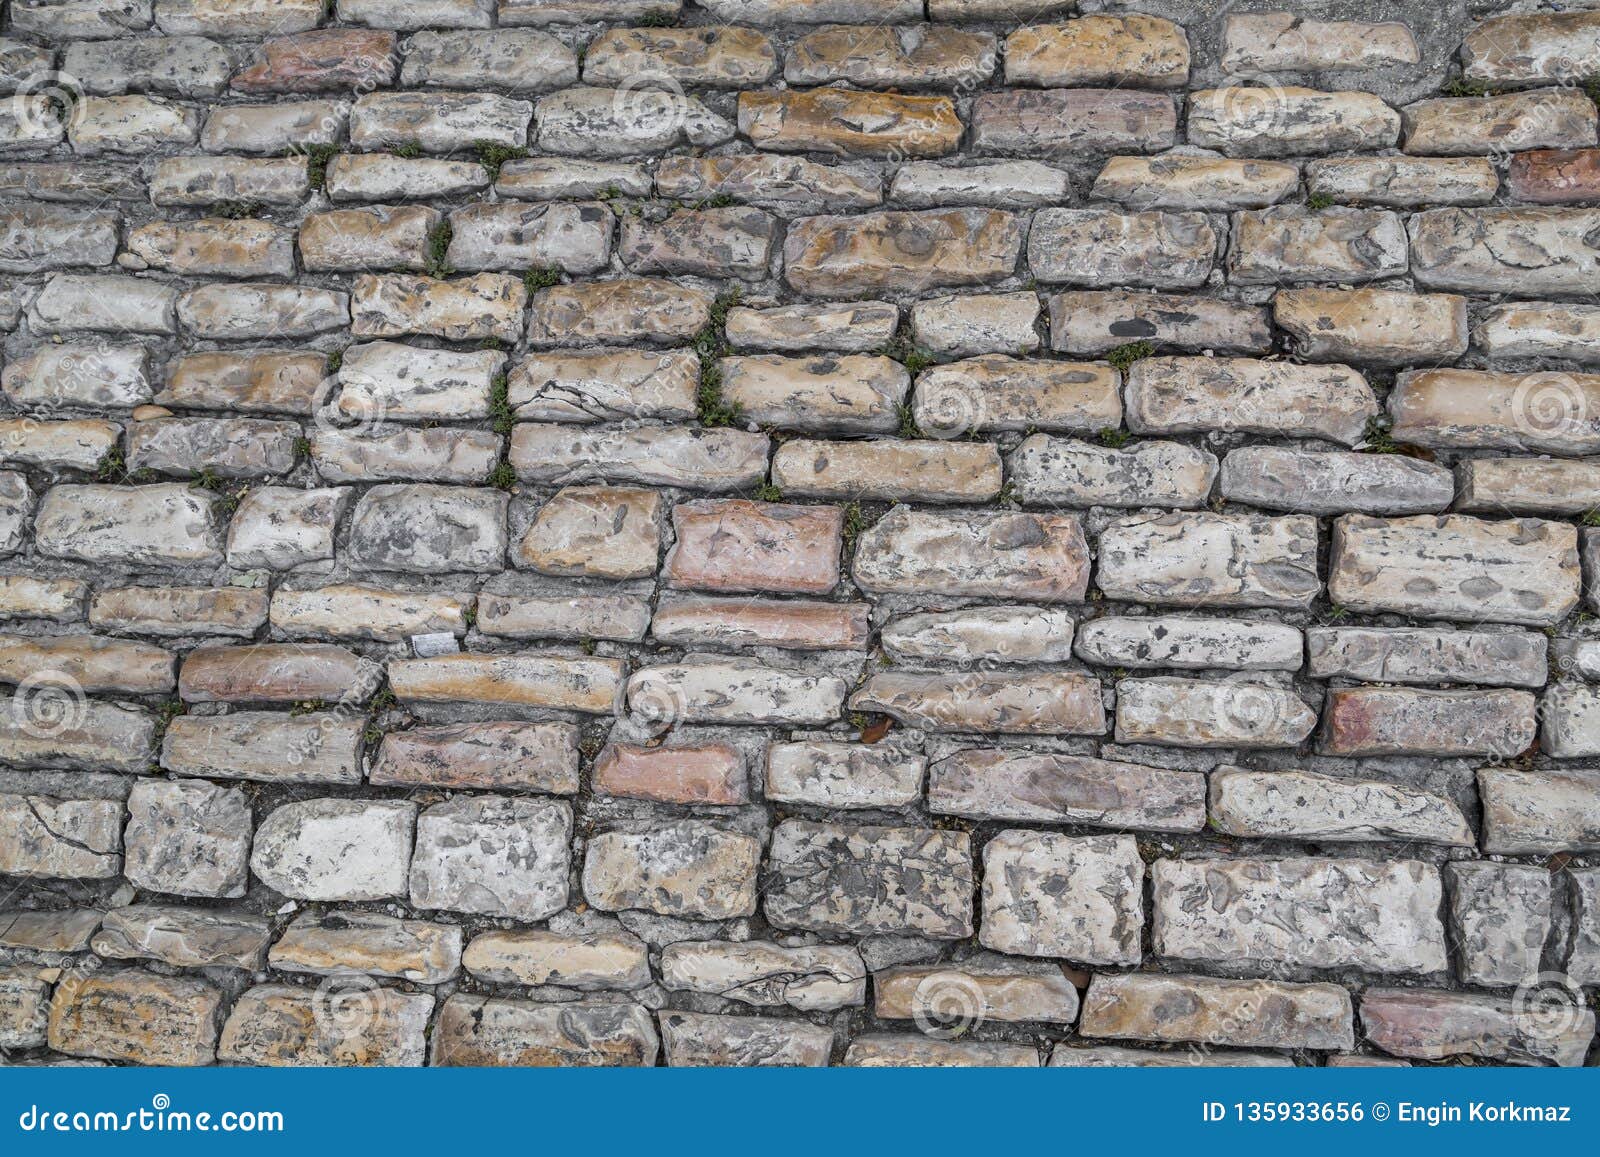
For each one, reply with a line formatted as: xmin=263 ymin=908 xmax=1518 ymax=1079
xmin=876 ymin=958 xmax=1079 ymax=1026
xmin=1153 ymin=857 xmax=1448 ymax=976
xmin=854 ymin=506 xmax=1089 ymax=602
xmin=773 ymin=439 xmax=1001 ymax=503
xmin=270 ymin=912 xmax=461 ymax=984
xmin=464 ymin=928 xmax=649 ymax=991
xmin=1075 ymin=616 xmax=1302 ymax=672
xmin=1410 ymin=208 xmax=1600 ymax=298
xmin=766 ymin=741 xmax=925 ymax=810
xmin=785 ymin=209 xmax=1023 ymax=297
xmin=1210 ymin=767 xmax=1474 ymax=847
xmin=93 ymin=906 xmax=270 ymax=971
xmin=36 ymin=484 xmax=222 ymax=566
xmin=1389 ymin=368 xmax=1600 ymax=456
xmin=850 ymin=670 xmax=1104 ymax=736
xmin=1274 ymin=288 xmax=1467 ymax=365
xmin=1029 ymin=209 xmax=1215 ymax=289
xmin=1115 ymin=676 xmax=1317 ymax=749
xmin=371 ymin=720 xmax=577 ymax=794
xmin=740 ymin=89 xmax=961 ymax=158
xmin=971 ymin=89 xmax=1176 ymax=156
xmin=431 ymin=995 xmax=659 ymax=1067
xmin=1306 ymin=627 xmax=1548 ymax=689
xmin=410 ymin=795 xmax=571 ymax=922
xmin=788 ymin=23 xmax=993 ymax=87
xmin=661 ymin=1012 xmax=832 ymax=1067
xmin=589 ymin=25 xmax=775 ymax=86
xmin=1404 ymin=90 xmax=1597 ymax=156
xmin=1360 ymin=988 xmax=1593 ymax=1067
xmin=1222 ymin=14 xmax=1418 ymax=72
xmin=1319 ymin=686 xmax=1536 ymax=758
xmin=517 ymin=486 xmax=660 ymax=580
xmin=1049 ymin=291 xmax=1271 ymax=355
xmin=1188 ymin=87 xmax=1400 ymax=157
xmin=0 ymin=792 xmax=122 ymax=879
xmin=721 ymin=354 xmax=909 ymax=434
xmin=1009 ymin=435 xmax=1216 ymax=509
xmin=1098 ymin=512 xmax=1320 ymax=610
xmin=660 ymin=940 xmax=865 ymax=1011
xmin=980 ymin=831 xmax=1143 ymax=965
xmin=765 ymin=821 xmax=973 ymax=939
xmin=1305 ymin=156 xmax=1498 ymax=207
xmin=1219 ymin=447 xmax=1454 ymax=516
xmin=1479 ymin=768 xmax=1600 ymax=855
xmin=510 ymin=425 xmax=767 ymax=492
xmin=537 ymin=86 xmax=731 ymax=157
xmin=913 ymin=357 xmax=1122 ymax=436
xmin=48 ymin=972 xmax=221 ymax=1067
xmin=1445 ymin=863 xmax=1551 ymax=988
xmin=1125 ymin=357 xmax=1377 ymax=446
xmin=250 ymin=799 xmax=416 ymax=902
xmin=882 ymin=605 xmax=1075 ymax=666
xmin=1328 ymin=514 xmax=1580 ymax=627
xmin=123 ymin=779 xmax=251 ymax=899
xmin=582 ymin=822 xmax=761 ymax=920
xmin=1081 ymin=973 xmax=1354 ymax=1052
xmin=347 ymin=485 xmax=508 ymax=574
xmin=390 ymin=653 xmax=623 ymax=714
xmin=219 ymin=984 xmax=432 ymax=1068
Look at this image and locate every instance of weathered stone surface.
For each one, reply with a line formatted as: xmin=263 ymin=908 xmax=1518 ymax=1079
xmin=268 ymin=912 xmax=460 ymax=984
xmin=0 ymin=418 xmax=117 ymax=473
xmin=1461 ymin=11 xmax=1600 ymax=86
xmin=727 ymin=302 xmax=898 ymax=356
xmin=1306 ymin=627 xmax=1548 ymax=689
xmin=1029 ymin=208 xmax=1215 ymax=288
xmin=509 ymin=349 xmax=695 ymax=423
xmin=912 ymin=356 xmax=1122 ymax=435
xmin=1230 ymin=207 xmax=1408 ymax=284
xmin=389 ymin=653 xmax=623 ymax=714
xmin=178 ymin=282 xmax=348 ymax=340
xmin=1051 ymin=1045 xmax=1292 ymax=1067
xmin=1410 ymin=208 xmax=1600 ymax=298
xmin=765 ymin=741 xmax=925 ymax=809
xmin=351 ymin=273 xmax=525 ymax=344
xmin=0 ymin=634 xmax=173 ymax=695
xmin=371 ymin=720 xmax=577 ymax=794
xmin=1126 ymin=357 xmax=1375 ymax=445
xmin=431 ymin=995 xmax=658 ymax=1067
xmin=478 ymin=592 xmax=652 ymax=644
xmin=161 ymin=349 xmax=324 ymax=415
xmin=1222 ymin=13 xmax=1417 ymax=72
xmin=299 ymin=205 xmax=435 ymax=273
xmin=1404 ymin=90 xmax=1597 ymax=156
xmin=741 ymin=89 xmax=961 ymax=158
xmin=1476 ymin=301 xmax=1600 ymax=360
xmin=450 ymin=201 xmax=612 ymax=274
xmin=1389 ymin=368 xmax=1600 ymax=455
xmin=586 ymin=25 xmax=773 ymax=86
xmin=845 ymin=1035 xmax=1038 ymax=1067
xmin=620 ymin=206 xmax=774 ymax=280
xmin=910 ymin=292 xmax=1039 ymax=357
xmin=650 ymin=596 xmax=868 ymax=652
xmin=497 ymin=157 xmax=650 ymax=200
xmin=1007 ymin=15 xmax=1186 ymax=88
xmin=720 ymin=355 xmax=909 ymax=433
xmin=788 ymin=23 xmax=992 ymax=87
xmin=0 ymin=577 xmax=87 ymax=621
xmin=655 ymin=154 xmax=879 ymax=214
xmin=36 ymin=484 xmax=221 ymax=566
xmin=1446 ymin=862 xmax=1551 ymax=988
xmin=1219 ymin=446 xmax=1453 ymax=516
xmin=1098 ymin=512 xmax=1320 ymax=610
xmin=773 ymin=438 xmax=1001 ymax=503
xmin=583 ymin=821 xmax=760 ymax=920
xmin=250 ymin=799 xmax=416 ymax=901
xmin=71 ymin=94 xmax=202 ymax=153
xmin=510 ymin=424 xmax=767 ymax=491
xmin=347 ymin=484 xmax=508 ymax=574
xmin=930 ymin=749 xmax=1203 ymax=833
xmin=230 ymin=28 xmax=395 ymax=92
xmin=876 ymin=958 xmax=1078 ymax=1026
xmin=536 ymin=86 xmax=731 ymax=156
xmin=1115 ymin=676 xmax=1317 ymax=749
xmin=227 ymin=487 xmax=348 ymax=570
xmin=48 ymin=972 xmax=220 ymax=1067
xmin=1508 ymin=148 xmax=1600 ymax=205
xmin=28 ymin=273 xmax=176 ymax=334
xmin=151 ymin=155 xmax=309 ymax=205
xmin=593 ymin=742 xmax=747 ymax=806
xmin=128 ymin=415 xmax=300 ymax=479
xmin=1274 ymin=288 xmax=1466 ymax=365
xmin=627 ymin=660 xmax=845 ymax=727
xmin=784 ymin=209 xmax=1023 ymax=297
xmin=1361 ymin=989 xmax=1592 ymax=1067
xmin=765 ymin=821 xmax=973 ymax=939
xmin=165 ymin=712 xmax=361 ymax=787
xmin=1542 ymin=683 xmax=1600 ymax=758
xmin=854 ymin=506 xmax=1088 ymax=602
xmin=179 ymin=643 xmax=370 ymax=705
xmin=270 ymin=584 xmax=469 ymax=643
xmin=0 ymin=909 xmax=103 ymax=953
xmin=850 ymin=670 xmax=1105 ymax=735
xmin=980 ymin=831 xmax=1142 ymax=964
xmin=123 ymin=779 xmax=251 ymax=899
xmin=327 ymin=154 xmax=489 ymax=201
xmin=315 ymin=426 xmax=500 ymax=484
xmin=403 ymin=28 xmax=576 ymax=90
xmin=661 ymin=1011 xmax=832 ymax=1067
xmin=1188 ymin=87 xmax=1399 ymax=157
xmin=3 ymin=343 xmax=152 ymax=410
xmin=891 ymin=160 xmax=1069 ymax=209
xmin=219 ymin=984 xmax=432 ymax=1068
xmin=1304 ymin=155 xmax=1498 ymax=207
xmin=665 ymin=499 xmax=840 ymax=594
xmin=124 ymin=217 xmax=293 ymax=278
xmin=200 ymin=100 xmax=343 ymax=153
xmin=0 ymin=202 xmax=118 ymax=273
xmin=0 ymin=694 xmax=154 ymax=773
xmin=1091 ymin=154 xmax=1297 ymax=210
xmin=92 ymin=905 xmax=270 ymax=971
xmin=972 ymin=89 xmax=1176 ymax=155
xmin=1320 ymin=686 xmax=1536 ymax=758
xmin=517 ymin=486 xmax=660 ymax=580
xmin=0 ymin=792 xmax=121 ymax=879
xmin=1154 ymin=857 xmax=1448 ymax=975
xmin=660 ymin=940 xmax=865 ymax=1010
xmin=1009 ymin=435 xmax=1216 ymax=509
xmin=1211 ymin=766 xmax=1473 ymax=847
xmin=1081 ymin=973 xmax=1354 ymax=1052
xmin=91 ymin=586 xmax=266 ymax=639
xmin=350 ymin=91 xmax=529 ymax=153
xmin=1328 ymin=514 xmax=1580 ymax=626
xmin=1480 ymin=768 xmax=1600 ymax=855
xmin=1075 ymin=616 xmax=1301 ymax=672
xmin=464 ymin=927 xmax=649 ymax=991
xmin=1048 ymin=291 xmax=1269 ymax=355
xmin=527 ymin=278 xmax=711 ymax=345
xmin=1571 ymin=869 xmax=1600 ymax=985
xmin=410 ymin=795 xmax=571 ymax=921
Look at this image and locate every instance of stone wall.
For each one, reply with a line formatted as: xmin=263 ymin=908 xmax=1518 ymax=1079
xmin=0 ymin=0 xmax=1597 ymax=1068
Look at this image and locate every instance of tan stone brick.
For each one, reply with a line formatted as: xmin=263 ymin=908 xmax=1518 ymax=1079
xmin=665 ymin=499 xmax=842 ymax=594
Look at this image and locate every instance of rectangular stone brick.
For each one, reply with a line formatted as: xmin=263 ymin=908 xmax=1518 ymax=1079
xmin=1115 ymin=676 xmax=1317 ymax=748
xmin=432 ymin=995 xmax=658 ymax=1067
xmin=370 ymin=721 xmax=578 ymax=794
xmin=772 ymin=438 xmax=1000 ymax=503
xmin=931 ymin=749 xmax=1204 ymax=832
xmin=1230 ymin=207 xmax=1408 ymax=284
xmin=1188 ymin=87 xmax=1399 ymax=156
xmin=1009 ymin=435 xmax=1216 ymax=509
xmin=1403 ymin=90 xmax=1596 ymax=156
xmin=1320 ymin=686 xmax=1536 ymax=758
xmin=92 ymin=905 xmax=269 ymax=971
xmin=388 ymin=653 xmax=623 ymax=714
xmin=1274 ymin=288 xmax=1467 ymax=365
xmin=659 ymin=940 xmax=864 ymax=1010
xmin=882 ymin=605 xmax=1074 ymax=665
xmin=535 ymin=86 xmax=731 ymax=156
xmin=0 ymin=634 xmax=172 ymax=695
xmin=1328 ymin=513 xmax=1580 ymax=626
xmin=269 ymin=584 xmax=469 ymax=642
xmin=720 ymin=354 xmax=908 ymax=434
xmin=1307 ymin=626 xmax=1548 ymax=688
xmin=162 ymin=712 xmax=363 ymax=786
xmin=1390 ymin=368 xmax=1600 ymax=454
xmin=0 ymin=792 xmax=122 ymax=879
xmin=526 ymin=278 xmax=711 ymax=345
xmin=853 ymin=506 xmax=1088 ymax=601
xmin=350 ymin=273 xmax=525 ymax=344
xmin=971 ymin=89 xmax=1176 ymax=155
xmin=1126 ymin=357 xmax=1376 ymax=445
xmin=850 ymin=670 xmax=1105 ymax=735
xmin=1075 ymin=615 xmax=1302 ymax=672
xmin=785 ymin=209 xmax=1023 ymax=297
xmin=0 ymin=694 xmax=155 ymax=773
xmin=509 ymin=424 xmax=768 ymax=491
xmin=219 ymin=984 xmax=432 ymax=1067
xmin=582 ymin=821 xmax=760 ymax=920
xmin=1304 ymin=155 xmax=1498 ymax=207
xmin=739 ymin=89 xmax=961 ymax=158
xmin=765 ymin=741 xmax=925 ymax=809
xmin=477 ymin=592 xmax=651 ymax=644
xmin=626 ymin=660 xmax=846 ymax=726
xmin=1153 ymin=857 xmax=1448 ymax=975
xmin=592 ymin=742 xmax=747 ymax=806
xmin=1479 ymin=768 xmax=1600 ymax=855
xmin=1218 ymin=446 xmax=1453 ymax=516
xmin=464 ymin=928 xmax=649 ymax=991
xmin=912 ymin=356 xmax=1122 ymax=436
xmin=48 ymin=972 xmax=220 ymax=1066
xmin=1411 ymin=208 xmax=1600 ymax=296
xmin=409 ymin=795 xmax=571 ymax=921
xmin=661 ymin=1011 xmax=832 ymax=1068
xmin=509 ymin=349 xmax=697 ymax=423
xmin=650 ymin=595 xmax=868 ymax=652
xmin=663 ymin=500 xmax=840 ymax=594
xmin=1459 ymin=457 xmax=1600 ymax=517
xmin=765 ymin=821 xmax=973 ymax=939
xmin=1098 ymin=511 xmax=1320 ymax=610
xmin=1081 ymin=973 xmax=1354 ymax=1052
xmin=1210 ymin=766 xmax=1474 ymax=847
xmin=1446 ymin=862 xmax=1551 ymax=987
xmin=656 ymin=154 xmax=880 ymax=213
xmin=1361 ymin=989 xmax=1592 ymax=1068
xmin=981 ymin=831 xmax=1143 ymax=964
xmin=1049 ymin=290 xmax=1271 ymax=355
xmin=1029 ymin=209 xmax=1215 ymax=289
xmin=1222 ymin=13 xmax=1417 ymax=71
